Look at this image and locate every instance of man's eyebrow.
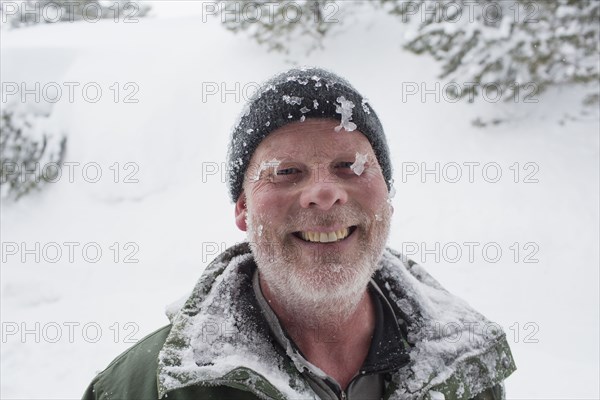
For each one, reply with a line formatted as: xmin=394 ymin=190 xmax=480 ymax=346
xmin=257 ymin=154 xmax=295 ymax=163
xmin=257 ymin=150 xmax=300 ymax=161
xmin=259 ymin=145 xmax=370 ymax=160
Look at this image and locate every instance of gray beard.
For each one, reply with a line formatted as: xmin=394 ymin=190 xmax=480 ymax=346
xmin=246 ymin=201 xmax=392 ymax=323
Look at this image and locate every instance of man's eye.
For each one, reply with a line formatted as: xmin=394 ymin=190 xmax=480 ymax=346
xmin=270 ymin=167 xmax=303 ymax=184
xmin=335 ymin=162 xmax=354 ymax=169
xmin=277 ymin=168 xmax=301 ymax=175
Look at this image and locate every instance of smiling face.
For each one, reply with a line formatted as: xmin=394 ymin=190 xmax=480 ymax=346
xmin=235 ymin=118 xmax=392 ymax=318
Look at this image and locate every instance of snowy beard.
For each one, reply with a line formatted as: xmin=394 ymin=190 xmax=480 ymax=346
xmin=246 ymin=201 xmax=392 ymax=323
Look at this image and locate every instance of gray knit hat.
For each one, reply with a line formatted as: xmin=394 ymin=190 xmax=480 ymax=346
xmin=226 ymin=67 xmax=392 ymax=202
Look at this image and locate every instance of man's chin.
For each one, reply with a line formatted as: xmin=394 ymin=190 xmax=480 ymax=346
xmin=275 ymin=266 xmax=371 ymax=301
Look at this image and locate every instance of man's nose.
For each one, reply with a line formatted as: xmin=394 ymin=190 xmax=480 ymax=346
xmin=299 ymin=171 xmax=348 ymax=210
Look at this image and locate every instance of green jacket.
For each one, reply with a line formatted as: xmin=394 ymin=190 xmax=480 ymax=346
xmin=83 ymin=242 xmax=516 ymax=400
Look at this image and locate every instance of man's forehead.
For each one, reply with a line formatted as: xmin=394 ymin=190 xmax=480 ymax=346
xmin=254 ymin=119 xmax=374 ymax=159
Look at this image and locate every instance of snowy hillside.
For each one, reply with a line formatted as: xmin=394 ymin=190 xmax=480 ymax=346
xmin=1 ymin=5 xmax=599 ymax=399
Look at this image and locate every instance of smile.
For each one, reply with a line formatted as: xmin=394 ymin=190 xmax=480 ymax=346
xmin=293 ymin=226 xmax=357 ymax=243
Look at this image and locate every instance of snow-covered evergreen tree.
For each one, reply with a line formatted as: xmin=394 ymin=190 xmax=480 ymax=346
xmin=0 ymin=103 xmax=66 ymax=200
xmin=218 ymin=0 xmax=348 ymax=54
xmin=217 ymin=0 xmax=599 ymax=105
xmin=381 ymin=0 xmax=599 ymax=102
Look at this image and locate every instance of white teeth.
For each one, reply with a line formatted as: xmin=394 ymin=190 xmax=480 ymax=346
xmin=299 ymin=228 xmax=350 ymax=243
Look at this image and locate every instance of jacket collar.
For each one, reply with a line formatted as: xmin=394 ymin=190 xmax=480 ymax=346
xmin=157 ymin=243 xmax=315 ymax=399
xmin=374 ymin=249 xmax=516 ymax=399
xmin=157 ymin=242 xmax=516 ymax=399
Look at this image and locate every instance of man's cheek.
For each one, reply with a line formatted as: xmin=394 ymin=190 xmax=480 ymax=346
xmin=281 ymin=241 xmax=302 ymax=263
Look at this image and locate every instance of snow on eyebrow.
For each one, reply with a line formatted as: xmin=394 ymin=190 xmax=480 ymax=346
xmin=251 ymin=158 xmax=281 ymax=182
xmin=334 ymin=96 xmax=357 ymax=132
xmin=350 ymin=152 xmax=368 ymax=175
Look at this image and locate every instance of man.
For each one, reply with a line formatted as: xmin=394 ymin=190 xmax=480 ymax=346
xmin=83 ymin=67 xmax=516 ymax=400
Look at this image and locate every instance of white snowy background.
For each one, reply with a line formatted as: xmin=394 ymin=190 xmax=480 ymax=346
xmin=1 ymin=2 xmax=599 ymax=399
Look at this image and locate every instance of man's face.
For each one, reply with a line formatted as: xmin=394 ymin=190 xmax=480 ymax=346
xmin=235 ymin=118 xmax=392 ymax=314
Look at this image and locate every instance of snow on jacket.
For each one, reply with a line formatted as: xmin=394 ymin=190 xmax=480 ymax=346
xmin=82 ymin=242 xmax=516 ymax=400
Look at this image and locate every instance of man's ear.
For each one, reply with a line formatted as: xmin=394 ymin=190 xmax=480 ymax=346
xmin=235 ymin=192 xmax=248 ymax=232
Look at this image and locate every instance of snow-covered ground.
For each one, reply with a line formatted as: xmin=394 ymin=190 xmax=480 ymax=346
xmin=1 ymin=5 xmax=599 ymax=399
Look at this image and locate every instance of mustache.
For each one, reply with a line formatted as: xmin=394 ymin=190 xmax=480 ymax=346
xmin=282 ymin=205 xmax=370 ymax=233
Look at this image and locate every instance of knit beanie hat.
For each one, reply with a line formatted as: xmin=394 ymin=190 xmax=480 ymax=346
xmin=226 ymin=67 xmax=392 ymax=202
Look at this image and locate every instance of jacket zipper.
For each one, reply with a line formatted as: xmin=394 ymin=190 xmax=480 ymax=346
xmin=340 ymin=390 xmax=347 ymax=400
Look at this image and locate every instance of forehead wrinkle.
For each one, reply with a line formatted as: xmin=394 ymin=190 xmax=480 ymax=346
xmin=252 ymin=119 xmax=376 ymax=165
xmin=259 ymin=136 xmax=375 ymax=165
